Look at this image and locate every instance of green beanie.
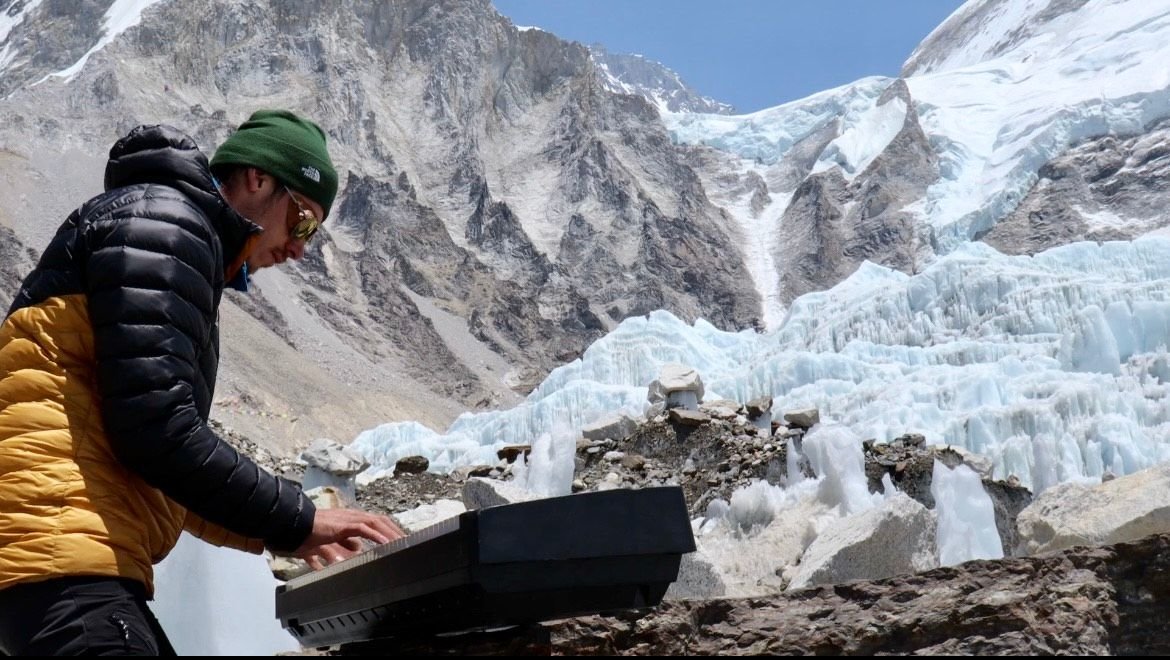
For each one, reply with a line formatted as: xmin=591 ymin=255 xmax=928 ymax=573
xmin=211 ymin=109 xmax=339 ymax=218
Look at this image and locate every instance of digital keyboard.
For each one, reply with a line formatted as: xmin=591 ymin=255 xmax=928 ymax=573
xmin=274 ymin=486 xmax=696 ymax=647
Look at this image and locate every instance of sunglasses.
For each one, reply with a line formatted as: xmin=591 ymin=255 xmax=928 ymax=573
xmin=284 ymin=186 xmax=321 ymax=242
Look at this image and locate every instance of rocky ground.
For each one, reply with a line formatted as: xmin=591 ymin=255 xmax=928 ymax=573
xmin=251 ymin=397 xmax=1060 ymax=655
xmin=339 ymin=400 xmax=1030 ymax=557
xmin=330 ymin=531 xmax=1170 ymax=655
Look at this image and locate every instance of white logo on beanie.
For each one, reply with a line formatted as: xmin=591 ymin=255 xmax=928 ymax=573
xmin=302 ymin=165 xmax=321 ymax=183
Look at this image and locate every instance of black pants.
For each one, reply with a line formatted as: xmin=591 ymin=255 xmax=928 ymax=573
xmin=0 ymin=576 xmax=175 ymax=656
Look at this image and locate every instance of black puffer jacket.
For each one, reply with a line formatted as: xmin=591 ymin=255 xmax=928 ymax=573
xmin=0 ymin=125 xmax=314 ymax=585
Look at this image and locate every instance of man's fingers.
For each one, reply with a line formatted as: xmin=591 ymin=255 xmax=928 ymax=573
xmin=313 ymin=508 xmax=409 ymax=548
xmin=354 ymin=523 xmax=389 ymax=545
xmin=367 ymin=516 xmax=405 ymax=542
xmin=383 ymin=517 xmax=406 ymax=540
xmin=347 ymin=515 xmax=404 ymax=545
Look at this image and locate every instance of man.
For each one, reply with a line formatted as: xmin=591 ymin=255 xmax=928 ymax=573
xmin=0 ymin=110 xmax=405 ymax=655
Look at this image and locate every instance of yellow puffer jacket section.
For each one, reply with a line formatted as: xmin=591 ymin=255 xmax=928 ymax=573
xmin=0 ymin=295 xmax=187 ymax=594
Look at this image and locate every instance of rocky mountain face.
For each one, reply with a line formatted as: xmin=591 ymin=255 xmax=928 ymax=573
xmin=0 ymin=0 xmax=760 ymax=449
xmin=982 ymin=117 xmax=1170 ymax=255
xmin=773 ymin=79 xmax=937 ymax=301
xmin=589 ymin=43 xmax=736 ymax=115
xmin=0 ymin=221 xmax=36 ymax=312
xmin=677 ymin=78 xmax=939 ymax=309
xmin=0 ymin=0 xmax=113 ymax=98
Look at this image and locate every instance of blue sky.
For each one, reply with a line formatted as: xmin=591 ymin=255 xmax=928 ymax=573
xmin=491 ymin=1 xmax=968 ymax=113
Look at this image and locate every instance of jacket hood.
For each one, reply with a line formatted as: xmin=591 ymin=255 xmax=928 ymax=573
xmin=104 ymin=124 xmax=261 ymax=267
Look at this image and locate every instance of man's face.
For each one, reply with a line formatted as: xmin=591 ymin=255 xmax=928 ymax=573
xmin=226 ymin=170 xmax=326 ymax=271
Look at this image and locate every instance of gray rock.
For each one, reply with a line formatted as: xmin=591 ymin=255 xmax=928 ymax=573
xmin=581 ymin=414 xmax=638 ymax=441
xmin=648 ymin=364 xmax=706 ymax=406
xmin=745 ymin=396 xmax=773 ymax=417
xmin=787 ymin=493 xmax=938 ymax=590
xmin=665 ymin=554 xmax=726 ymax=599
xmin=668 ymin=408 xmax=710 ymax=427
xmin=300 ymin=438 xmax=369 ymax=475
xmin=300 ymin=439 xmax=370 ymax=501
xmin=783 ymin=408 xmax=820 ymax=430
xmin=1016 ymin=461 xmax=1170 ymax=556
xmin=394 ymin=455 xmax=430 ymax=475
xmin=461 ymin=477 xmax=539 ymax=510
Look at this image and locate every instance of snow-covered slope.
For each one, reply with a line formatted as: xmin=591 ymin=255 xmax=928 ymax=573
xmin=589 ymin=43 xmax=735 ymax=115
xmin=907 ymin=0 xmax=1170 ymax=251
xmin=667 ymin=0 xmax=1170 ymax=322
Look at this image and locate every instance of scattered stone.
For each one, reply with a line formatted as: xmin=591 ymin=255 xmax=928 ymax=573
xmin=462 ymin=477 xmax=539 ymax=510
xmin=895 ymin=433 xmax=926 ymax=447
xmin=581 ymin=414 xmax=639 ymax=441
xmin=300 ymin=438 xmax=370 ymax=501
xmin=745 ymin=396 xmax=773 ymax=418
xmin=668 ymin=408 xmax=710 ymax=427
xmin=597 ymin=472 xmax=623 ymax=491
xmin=701 ymin=399 xmax=741 ymax=420
xmin=620 ymin=454 xmax=647 ymax=471
xmin=647 ymin=364 xmax=705 ymax=411
xmin=497 ymin=445 xmax=532 ymax=463
xmin=394 ymin=455 xmax=430 ymax=475
xmin=783 ymin=408 xmax=820 ymax=429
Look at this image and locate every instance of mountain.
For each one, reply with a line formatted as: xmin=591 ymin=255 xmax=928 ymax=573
xmin=0 ymin=0 xmax=760 ymax=453
xmin=11 ymin=0 xmax=1170 ymax=653
xmin=588 ymin=43 xmax=736 ymax=115
xmin=5 ymin=0 xmax=1170 ymax=502
xmin=667 ymin=0 xmax=1170 ymax=324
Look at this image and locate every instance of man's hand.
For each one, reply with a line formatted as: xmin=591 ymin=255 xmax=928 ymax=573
xmin=292 ymin=507 xmax=406 ymax=571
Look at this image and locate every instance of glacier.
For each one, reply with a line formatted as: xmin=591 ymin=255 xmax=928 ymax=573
xmin=354 ymin=237 xmax=1170 ymax=496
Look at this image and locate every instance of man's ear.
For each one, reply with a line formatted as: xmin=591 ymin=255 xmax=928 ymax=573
xmin=243 ymin=167 xmax=270 ymax=194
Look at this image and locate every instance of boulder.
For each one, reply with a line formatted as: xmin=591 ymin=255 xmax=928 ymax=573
xmin=1016 ymin=462 xmax=1170 ymax=555
xmin=787 ymin=492 xmax=937 ymax=590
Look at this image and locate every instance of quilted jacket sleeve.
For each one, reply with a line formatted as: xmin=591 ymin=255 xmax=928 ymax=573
xmin=84 ymin=188 xmax=314 ymax=552
xmin=183 ymin=510 xmax=266 ymax=554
